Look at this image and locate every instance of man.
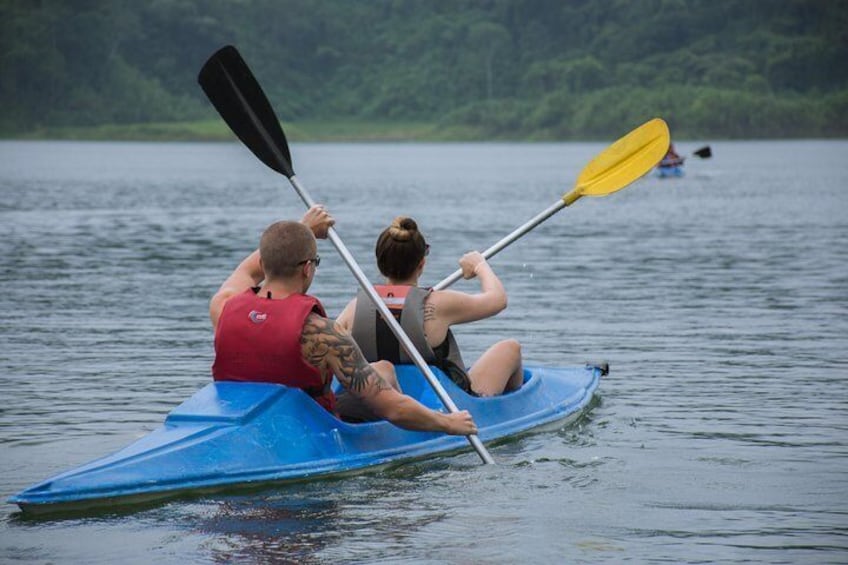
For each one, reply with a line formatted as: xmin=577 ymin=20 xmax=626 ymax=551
xmin=210 ymin=205 xmax=477 ymax=435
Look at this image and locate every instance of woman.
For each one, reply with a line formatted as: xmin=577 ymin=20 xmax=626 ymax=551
xmin=336 ymin=216 xmax=523 ymax=410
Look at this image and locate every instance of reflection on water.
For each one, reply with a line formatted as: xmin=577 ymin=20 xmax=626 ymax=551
xmin=197 ymin=495 xmax=341 ymax=564
xmin=1 ymin=140 xmax=847 ymax=563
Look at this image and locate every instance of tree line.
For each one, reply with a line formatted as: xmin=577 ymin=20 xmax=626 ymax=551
xmin=1 ymin=0 xmax=846 ymax=139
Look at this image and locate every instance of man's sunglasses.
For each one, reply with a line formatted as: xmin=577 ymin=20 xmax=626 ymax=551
xmin=297 ymin=255 xmax=321 ymax=268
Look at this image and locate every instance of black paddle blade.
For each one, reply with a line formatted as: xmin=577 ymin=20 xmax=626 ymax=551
xmin=198 ymin=45 xmax=295 ymax=178
xmin=694 ymin=145 xmax=712 ymax=158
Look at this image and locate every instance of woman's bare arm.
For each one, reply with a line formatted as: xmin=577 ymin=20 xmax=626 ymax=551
xmin=335 ymin=297 xmax=357 ymax=332
xmin=433 ymin=252 xmax=508 ymax=326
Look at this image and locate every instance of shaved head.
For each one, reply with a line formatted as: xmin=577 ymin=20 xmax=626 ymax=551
xmin=259 ymin=221 xmax=316 ymax=279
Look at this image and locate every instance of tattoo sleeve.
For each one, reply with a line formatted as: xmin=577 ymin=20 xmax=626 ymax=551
xmin=301 ymin=313 xmax=391 ymax=396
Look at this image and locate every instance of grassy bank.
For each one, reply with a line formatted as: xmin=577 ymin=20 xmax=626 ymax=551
xmin=7 ymin=119 xmax=488 ymax=142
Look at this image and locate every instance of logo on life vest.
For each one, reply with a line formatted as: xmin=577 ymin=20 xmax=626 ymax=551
xmin=248 ymin=310 xmax=268 ymax=323
xmin=381 ymin=291 xmax=406 ymax=308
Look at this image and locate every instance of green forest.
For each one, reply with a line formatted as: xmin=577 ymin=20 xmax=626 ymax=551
xmin=1 ymin=0 xmax=846 ymax=140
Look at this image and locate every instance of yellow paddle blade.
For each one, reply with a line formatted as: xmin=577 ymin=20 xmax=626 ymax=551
xmin=563 ymin=118 xmax=670 ymax=206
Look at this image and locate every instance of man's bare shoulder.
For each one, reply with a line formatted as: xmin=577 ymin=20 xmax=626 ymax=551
xmin=301 ymin=312 xmax=356 ymax=364
xmin=302 ymin=311 xmax=353 ymax=336
xmin=210 ymin=287 xmax=244 ymax=329
xmin=303 ymin=311 xmax=333 ymax=331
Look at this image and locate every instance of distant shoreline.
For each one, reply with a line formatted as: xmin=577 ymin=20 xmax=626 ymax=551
xmin=3 ymin=119 xmax=846 ymax=143
xmin=2 ymin=120 xmax=493 ymax=143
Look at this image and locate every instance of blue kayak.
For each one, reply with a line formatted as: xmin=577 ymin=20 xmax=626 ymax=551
xmin=656 ymin=164 xmax=684 ymax=178
xmin=10 ymin=363 xmax=604 ymax=515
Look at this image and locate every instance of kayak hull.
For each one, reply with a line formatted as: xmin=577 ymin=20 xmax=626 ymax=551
xmin=10 ymin=364 xmax=602 ymax=515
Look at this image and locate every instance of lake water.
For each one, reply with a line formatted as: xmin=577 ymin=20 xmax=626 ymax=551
xmin=1 ymin=139 xmax=846 ymax=564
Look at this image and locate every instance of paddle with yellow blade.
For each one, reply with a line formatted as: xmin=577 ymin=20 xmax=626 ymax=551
xmin=433 ymin=118 xmax=670 ymax=290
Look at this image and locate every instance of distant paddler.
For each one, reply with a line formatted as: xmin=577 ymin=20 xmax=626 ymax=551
xmin=659 ymin=142 xmax=685 ymax=168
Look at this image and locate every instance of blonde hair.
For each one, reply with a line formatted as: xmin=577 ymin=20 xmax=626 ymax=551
xmin=259 ymin=221 xmax=316 ymax=279
xmin=375 ymin=216 xmax=427 ymax=280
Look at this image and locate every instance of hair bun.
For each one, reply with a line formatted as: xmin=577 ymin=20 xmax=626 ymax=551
xmin=389 ymin=216 xmax=418 ymax=241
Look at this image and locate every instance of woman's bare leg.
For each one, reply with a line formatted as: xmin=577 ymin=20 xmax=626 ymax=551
xmin=468 ymin=339 xmax=523 ymax=396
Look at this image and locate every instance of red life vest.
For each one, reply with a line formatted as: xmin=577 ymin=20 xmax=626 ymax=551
xmin=212 ymin=289 xmax=336 ymax=413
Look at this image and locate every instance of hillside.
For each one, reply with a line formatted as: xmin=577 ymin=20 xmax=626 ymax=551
xmin=1 ymin=0 xmax=846 ymax=139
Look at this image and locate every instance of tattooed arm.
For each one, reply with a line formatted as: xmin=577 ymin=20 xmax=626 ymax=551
xmin=301 ymin=313 xmax=477 ymax=435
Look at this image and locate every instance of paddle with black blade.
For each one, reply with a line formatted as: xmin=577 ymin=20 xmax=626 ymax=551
xmin=198 ymin=45 xmax=495 ymax=465
xmin=434 ymin=118 xmax=671 ymax=290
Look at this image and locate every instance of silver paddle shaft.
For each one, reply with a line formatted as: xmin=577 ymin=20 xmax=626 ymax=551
xmin=433 ymin=199 xmax=567 ymax=291
xmin=289 ymin=176 xmax=495 ymax=465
